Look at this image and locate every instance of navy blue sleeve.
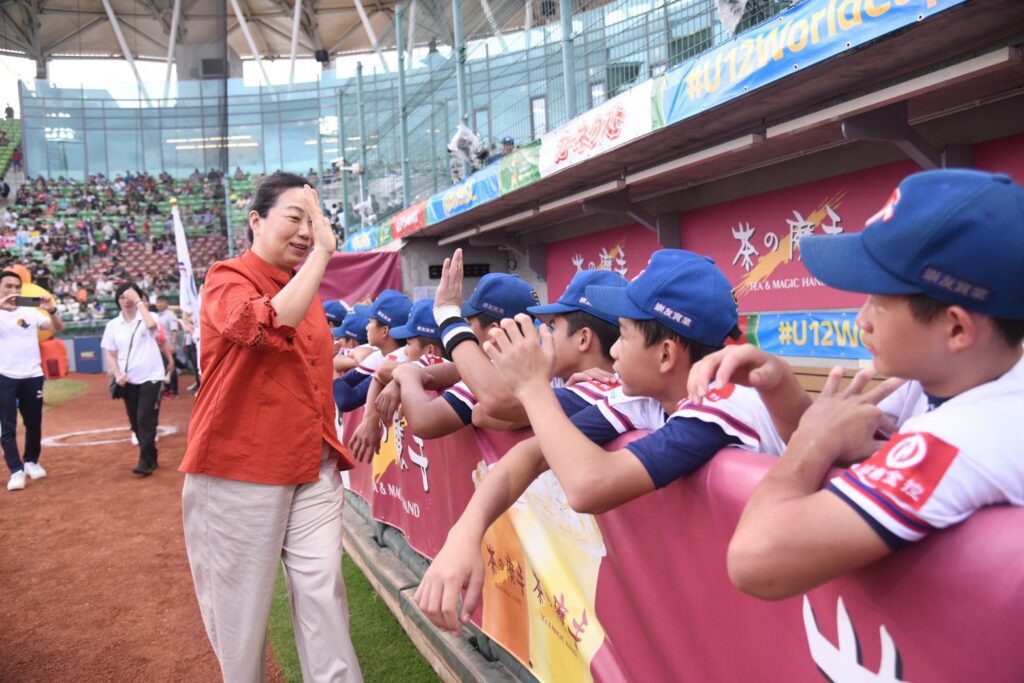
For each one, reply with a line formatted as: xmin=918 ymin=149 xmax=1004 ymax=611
xmin=825 ymin=483 xmax=907 ymax=551
xmin=625 ymin=417 xmax=740 ymax=489
xmin=441 ymin=392 xmax=473 ymax=425
xmin=339 ymin=368 xmax=367 ymax=388
xmin=554 ymin=387 xmax=590 ymax=417
xmin=569 ymin=404 xmax=622 ymax=446
xmin=334 ymin=375 xmax=372 ymax=412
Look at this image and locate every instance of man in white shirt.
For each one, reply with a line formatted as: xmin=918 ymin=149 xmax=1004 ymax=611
xmin=0 ymin=270 xmax=64 ymax=491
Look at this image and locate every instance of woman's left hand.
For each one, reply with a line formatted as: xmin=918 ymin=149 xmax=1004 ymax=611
xmin=302 ymin=185 xmax=337 ymax=256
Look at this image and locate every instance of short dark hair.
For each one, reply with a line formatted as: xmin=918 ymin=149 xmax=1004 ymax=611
xmin=471 ymin=313 xmax=501 ymax=329
xmin=0 ymin=269 xmax=21 ymax=285
xmin=411 ymin=335 xmax=443 ymax=348
xmin=114 ymin=282 xmax=146 ymax=310
xmin=156 ymin=294 xmax=168 ymax=303
xmin=561 ymin=310 xmax=620 ymax=362
xmin=633 ymin=318 xmax=729 ymax=364
xmin=247 ymin=172 xmax=309 ymax=244
xmin=906 ymin=293 xmax=1024 ymax=348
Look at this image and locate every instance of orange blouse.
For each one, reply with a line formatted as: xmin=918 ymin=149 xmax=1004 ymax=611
xmin=180 ymin=249 xmax=354 ymax=485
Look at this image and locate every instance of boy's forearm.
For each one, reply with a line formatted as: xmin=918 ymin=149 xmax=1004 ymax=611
xmin=759 ymin=364 xmax=813 ymax=442
xmin=452 ymin=440 xmax=546 ymax=540
xmin=517 ymin=384 xmax=607 ymax=493
xmin=451 ymin=342 xmax=522 ymax=415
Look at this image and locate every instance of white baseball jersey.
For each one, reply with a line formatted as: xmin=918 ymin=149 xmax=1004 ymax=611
xmin=574 ymin=382 xmax=785 ymax=489
xmin=355 ymin=346 xmax=408 ymax=376
xmin=829 ymin=355 xmax=1024 ymax=547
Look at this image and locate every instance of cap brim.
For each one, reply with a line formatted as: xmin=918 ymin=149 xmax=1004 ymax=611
xmin=389 ymin=324 xmax=413 ymax=340
xmin=331 ymin=326 xmax=345 ymax=338
xmin=802 ymin=234 xmax=920 ymax=295
xmin=461 ymin=302 xmax=481 ymax=317
xmin=527 ymin=302 xmax=576 ymax=319
xmin=584 ymin=285 xmax=651 ymax=322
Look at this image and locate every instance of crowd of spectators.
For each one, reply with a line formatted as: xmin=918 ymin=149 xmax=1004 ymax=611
xmin=0 ymin=169 xmax=245 ymax=326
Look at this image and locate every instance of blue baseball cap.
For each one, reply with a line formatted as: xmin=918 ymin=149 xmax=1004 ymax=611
xmin=368 ymin=289 xmax=412 ymax=328
xmin=801 ymin=170 xmax=1024 ymax=319
xmin=528 ymin=269 xmax=628 ymax=325
xmin=461 ymin=273 xmax=540 ymax=319
xmin=337 ymin=304 xmax=371 ymax=343
xmin=390 ymin=299 xmax=441 ymax=340
xmin=322 ymin=299 xmax=349 ymax=325
xmin=585 ymin=249 xmax=738 ymax=346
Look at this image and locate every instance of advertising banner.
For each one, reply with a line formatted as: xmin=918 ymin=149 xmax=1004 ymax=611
xmin=662 ymin=0 xmax=969 ymax=126
xmin=391 ymin=200 xmax=428 ymax=240
xmin=499 ymin=143 xmax=542 ymax=194
xmin=748 ymin=310 xmax=870 ymax=359
xmin=681 ymin=159 xmax=918 ymax=312
xmin=342 ymin=224 xmax=379 ymax=253
xmin=544 ymin=223 xmax=661 ymax=303
xmin=539 ymin=79 xmax=658 ymax=178
xmin=340 ymin=420 xmax=1024 ymax=682
xmin=426 ymin=162 xmax=501 ymax=225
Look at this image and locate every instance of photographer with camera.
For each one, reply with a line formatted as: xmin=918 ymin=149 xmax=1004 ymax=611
xmin=101 ymin=282 xmax=165 ymax=477
xmin=0 ymin=269 xmax=63 ymax=492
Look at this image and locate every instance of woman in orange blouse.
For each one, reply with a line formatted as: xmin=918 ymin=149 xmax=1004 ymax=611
xmin=181 ymin=172 xmax=362 ymax=682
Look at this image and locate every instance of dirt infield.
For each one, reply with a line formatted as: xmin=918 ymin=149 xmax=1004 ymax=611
xmin=0 ymin=373 xmax=284 ymax=682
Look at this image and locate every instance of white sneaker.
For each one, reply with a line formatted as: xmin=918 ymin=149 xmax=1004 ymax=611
xmin=24 ymin=462 xmax=47 ymax=480
xmin=7 ymin=471 xmax=26 ymax=491
xmin=131 ymin=432 xmax=139 ymax=445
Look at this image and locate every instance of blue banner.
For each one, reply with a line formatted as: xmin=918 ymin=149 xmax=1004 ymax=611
xmin=751 ymin=311 xmax=870 ymax=360
xmin=426 ymin=162 xmax=501 ymax=225
xmin=663 ymin=0 xmax=968 ymax=126
xmin=343 ymin=224 xmax=379 ymax=253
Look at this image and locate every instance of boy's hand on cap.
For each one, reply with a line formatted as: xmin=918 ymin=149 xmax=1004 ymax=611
xmin=794 ymin=366 xmax=905 ymax=465
xmin=483 ymin=313 xmax=554 ymax=396
xmin=434 ymin=248 xmax=465 ymax=309
xmin=687 ymin=344 xmax=787 ymax=404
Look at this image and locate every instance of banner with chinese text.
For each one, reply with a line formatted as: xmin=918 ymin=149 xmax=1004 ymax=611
xmin=340 ymin=419 xmax=1024 ymax=682
xmin=391 ymin=200 xmax=428 ymax=240
xmin=539 ymin=79 xmax=660 ymax=178
xmin=681 ymin=159 xmax=919 ymax=312
xmin=544 ymin=223 xmax=661 ymax=301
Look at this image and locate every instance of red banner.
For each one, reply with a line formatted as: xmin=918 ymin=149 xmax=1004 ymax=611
xmin=544 ymin=223 xmax=661 ymax=305
xmin=341 ymin=415 xmax=1024 ymax=682
xmin=680 ymin=161 xmax=919 ymax=313
xmin=392 ymin=200 xmax=429 ymax=240
xmin=319 ymin=252 xmax=402 ymax=305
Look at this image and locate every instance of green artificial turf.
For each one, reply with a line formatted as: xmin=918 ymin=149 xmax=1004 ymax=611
xmin=268 ymin=555 xmax=440 ymax=682
xmin=43 ymin=379 xmax=88 ymax=407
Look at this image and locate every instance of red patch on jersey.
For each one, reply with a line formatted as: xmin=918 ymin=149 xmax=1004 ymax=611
xmin=854 ymin=432 xmax=959 ymax=511
xmin=588 ymin=379 xmax=620 ymax=393
xmin=704 ymin=383 xmax=736 ymax=402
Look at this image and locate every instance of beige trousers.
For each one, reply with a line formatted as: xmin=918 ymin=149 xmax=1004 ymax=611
xmin=182 ymin=453 xmax=362 ymax=683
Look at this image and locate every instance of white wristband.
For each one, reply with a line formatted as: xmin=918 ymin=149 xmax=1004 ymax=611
xmin=433 ymin=304 xmax=462 ymax=325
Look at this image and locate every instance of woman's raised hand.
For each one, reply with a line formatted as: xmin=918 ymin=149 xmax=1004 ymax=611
xmin=303 ymin=185 xmax=337 ymax=256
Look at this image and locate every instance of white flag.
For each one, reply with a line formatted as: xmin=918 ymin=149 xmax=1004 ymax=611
xmin=717 ymin=0 xmax=749 ymax=35
xmin=170 ymin=198 xmax=201 ymax=332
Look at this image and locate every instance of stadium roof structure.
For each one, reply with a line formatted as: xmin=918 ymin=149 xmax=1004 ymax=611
xmin=0 ymin=0 xmax=575 ymax=76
